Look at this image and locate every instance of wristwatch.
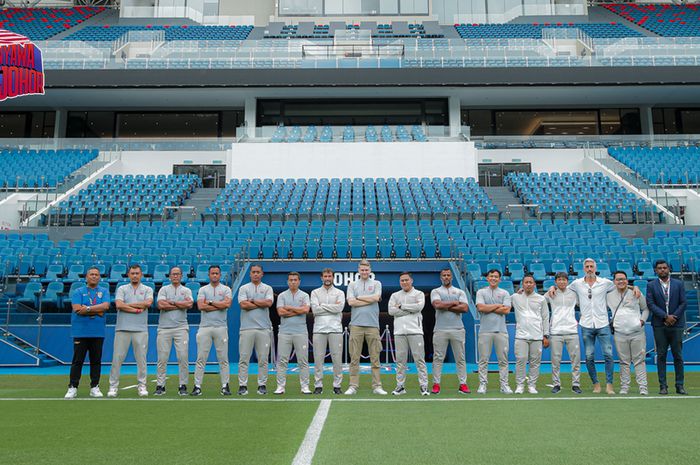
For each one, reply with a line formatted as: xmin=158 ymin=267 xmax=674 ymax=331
xmin=208 ymin=300 xmax=213 ymax=306
xmin=86 ymin=306 xmax=91 ymax=313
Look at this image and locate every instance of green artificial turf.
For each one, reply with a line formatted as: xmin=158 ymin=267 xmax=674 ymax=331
xmin=1 ymin=373 xmax=699 ymax=465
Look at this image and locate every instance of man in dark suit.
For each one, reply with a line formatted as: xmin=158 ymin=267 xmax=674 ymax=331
xmin=646 ymin=259 xmax=687 ymax=395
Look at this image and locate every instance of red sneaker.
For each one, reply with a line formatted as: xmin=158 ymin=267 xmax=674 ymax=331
xmin=431 ymin=383 xmax=441 ymax=394
xmin=458 ymin=383 xmax=471 ymax=394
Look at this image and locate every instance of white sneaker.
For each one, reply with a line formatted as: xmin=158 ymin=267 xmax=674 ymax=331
xmin=639 ymin=389 xmax=648 ymax=396
xmin=501 ymin=385 xmax=514 ymax=394
xmin=619 ymin=388 xmax=629 ymax=395
xmin=477 ymin=384 xmax=487 ymax=394
xmin=107 ymin=388 xmax=118 ymax=398
xmin=300 ymin=386 xmax=312 ymax=395
xmin=527 ymin=385 xmax=538 ymax=395
xmin=137 ymin=385 xmax=148 ymax=397
xmin=274 ymin=387 xmax=285 ymax=395
xmin=373 ymin=387 xmax=388 ymax=395
xmin=64 ymin=387 xmax=77 ymax=399
xmin=344 ymin=386 xmax=357 ymax=395
xmin=514 ymin=385 xmax=525 ymax=394
xmin=89 ymin=387 xmax=103 ymax=398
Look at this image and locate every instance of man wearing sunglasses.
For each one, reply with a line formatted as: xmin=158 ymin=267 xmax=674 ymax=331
xmin=548 ymin=258 xmax=640 ymax=395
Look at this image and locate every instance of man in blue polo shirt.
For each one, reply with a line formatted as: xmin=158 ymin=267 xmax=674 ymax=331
xmin=64 ymin=266 xmax=110 ymax=399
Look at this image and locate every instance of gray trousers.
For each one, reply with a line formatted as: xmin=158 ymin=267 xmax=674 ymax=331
xmin=276 ymin=333 xmax=310 ymax=389
xmin=550 ymin=334 xmax=581 ymax=387
xmin=478 ymin=332 xmax=509 ymax=387
xmin=614 ymin=331 xmax=648 ymax=392
xmin=395 ymin=334 xmax=428 ymax=388
xmin=194 ymin=326 xmax=229 ymax=387
xmin=109 ymin=330 xmax=148 ymax=390
xmin=313 ymin=332 xmax=343 ymax=388
xmin=515 ymin=339 xmax=543 ymax=387
xmin=238 ymin=329 xmax=271 ymax=387
xmin=156 ymin=327 xmax=189 ymax=386
xmin=432 ymin=329 xmax=467 ymax=385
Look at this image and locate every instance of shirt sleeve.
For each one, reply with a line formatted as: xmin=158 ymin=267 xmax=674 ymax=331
xmin=301 ymin=291 xmax=310 ymax=306
xmin=639 ymin=294 xmax=650 ymax=322
xmin=458 ymin=290 xmax=468 ymax=304
xmin=197 ymin=287 xmax=206 ymax=302
xmin=475 ymin=289 xmax=485 ymax=305
xmin=430 ymin=289 xmax=440 ymax=303
xmin=100 ymin=288 xmax=110 ymax=304
xmin=346 ymin=282 xmax=356 ymax=300
xmin=71 ymin=288 xmax=82 ymax=306
xmin=264 ymin=285 xmax=274 ymax=301
xmin=373 ymin=280 xmax=382 ymax=297
xmin=144 ymin=286 xmax=154 ymax=300
xmin=502 ymin=292 xmax=512 ymax=308
xmin=540 ymin=298 xmax=550 ymax=336
xmin=115 ymin=285 xmax=125 ymax=302
xmin=157 ymin=286 xmax=168 ymax=301
xmin=310 ymin=290 xmax=324 ymax=315
xmin=224 ymin=286 xmax=233 ymax=300
xmin=184 ymin=287 xmax=193 ymax=300
xmin=237 ymin=285 xmax=247 ymax=303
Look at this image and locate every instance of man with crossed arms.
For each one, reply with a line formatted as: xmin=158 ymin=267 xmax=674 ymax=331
xmin=388 ymin=272 xmax=428 ymax=396
xmin=237 ymin=264 xmax=274 ymax=396
xmin=430 ymin=268 xmax=470 ymax=395
xmin=108 ymin=264 xmax=153 ymax=398
xmin=192 ymin=265 xmax=232 ymax=396
xmin=310 ymin=268 xmax=345 ymax=395
xmin=275 ymin=271 xmax=312 ymax=395
xmin=155 ymin=266 xmax=192 ymax=397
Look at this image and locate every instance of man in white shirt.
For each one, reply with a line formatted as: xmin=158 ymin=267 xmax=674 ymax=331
xmin=511 ymin=275 xmax=549 ymax=394
xmin=548 ymin=258 xmax=640 ymax=395
xmin=545 ymin=272 xmax=582 ymax=394
xmin=607 ymin=271 xmax=650 ymax=395
xmin=310 ymin=268 xmax=345 ymax=395
xmin=388 ymin=272 xmax=428 ymax=396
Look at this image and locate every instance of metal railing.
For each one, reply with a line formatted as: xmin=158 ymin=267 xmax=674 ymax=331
xmin=301 ymin=44 xmax=405 ymax=58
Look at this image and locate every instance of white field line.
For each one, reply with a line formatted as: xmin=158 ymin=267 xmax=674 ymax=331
xmin=291 ymin=399 xmax=332 ymax=465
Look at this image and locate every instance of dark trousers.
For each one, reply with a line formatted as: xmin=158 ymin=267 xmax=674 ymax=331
xmin=653 ymin=326 xmax=684 ymax=388
xmin=69 ymin=337 xmax=104 ymax=388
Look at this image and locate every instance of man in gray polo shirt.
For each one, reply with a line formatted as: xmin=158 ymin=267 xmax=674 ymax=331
xmin=275 ymin=271 xmax=311 ymax=395
xmin=430 ymin=268 xmax=470 ymax=395
xmin=192 ymin=265 xmax=233 ymax=396
xmin=475 ymin=269 xmax=512 ymax=394
xmin=237 ymin=263 xmax=274 ymax=396
xmin=108 ymin=264 xmax=153 ymax=398
xmin=155 ymin=266 xmax=192 ymax=397
xmin=345 ymin=259 xmax=386 ymax=395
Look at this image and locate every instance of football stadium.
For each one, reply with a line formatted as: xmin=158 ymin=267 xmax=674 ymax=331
xmin=1 ymin=0 xmax=700 ymax=464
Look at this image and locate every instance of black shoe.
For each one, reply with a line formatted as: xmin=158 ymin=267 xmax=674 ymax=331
xmin=551 ymin=385 xmax=561 ymax=394
xmin=676 ymin=386 xmax=688 ymax=395
xmin=178 ymin=385 xmax=188 ymax=396
xmin=257 ymin=385 xmax=267 ymax=395
xmin=572 ymin=386 xmax=582 ymax=394
xmin=190 ymin=386 xmax=202 ymax=397
xmin=659 ymin=386 xmax=668 ymax=395
xmin=237 ymin=385 xmax=248 ymax=396
xmin=333 ymin=387 xmax=342 ymax=395
xmin=221 ymin=384 xmax=232 ymax=396
xmin=314 ymin=387 xmax=323 ymax=395
xmin=155 ymin=385 xmax=166 ymax=396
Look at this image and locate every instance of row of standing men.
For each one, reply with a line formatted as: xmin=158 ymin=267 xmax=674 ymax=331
xmin=64 ymin=258 xmax=687 ymax=398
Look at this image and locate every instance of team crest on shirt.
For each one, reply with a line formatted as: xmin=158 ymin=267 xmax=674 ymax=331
xmin=368 ymin=286 xmax=374 ymax=291
xmin=97 ymin=292 xmax=103 ymax=298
